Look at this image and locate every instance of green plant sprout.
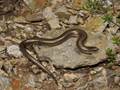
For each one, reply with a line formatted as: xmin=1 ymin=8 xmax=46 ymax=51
xmin=83 ymin=0 xmax=108 ymax=14
xmin=102 ymin=14 xmax=113 ymax=23
xmin=102 ymin=14 xmax=120 ymax=28
xmin=106 ymin=48 xmax=116 ymax=63
xmin=112 ymin=36 xmax=120 ymax=45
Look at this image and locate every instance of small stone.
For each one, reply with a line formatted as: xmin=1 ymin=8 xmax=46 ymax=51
xmin=31 ymin=65 xmax=40 ymax=74
xmin=114 ymin=76 xmax=120 ymax=84
xmin=111 ymin=66 xmax=119 ymax=70
xmin=94 ymin=67 xmax=103 ymax=72
xmin=43 ymin=7 xmax=56 ymax=20
xmin=3 ymin=61 xmax=13 ymax=74
xmin=88 ymin=68 xmax=108 ymax=90
xmin=36 ymin=32 xmax=43 ymax=37
xmin=24 ymin=25 xmax=34 ymax=33
xmin=67 ymin=7 xmax=78 ymax=15
xmin=114 ymin=76 xmax=120 ymax=85
xmin=43 ymin=7 xmax=61 ymax=29
xmin=104 ymin=0 xmax=112 ymax=6
xmin=77 ymin=17 xmax=84 ymax=24
xmin=107 ymin=26 xmax=119 ymax=35
xmin=7 ymin=45 xmax=22 ymax=58
xmin=41 ymin=72 xmax=48 ymax=81
xmin=55 ymin=12 xmax=70 ymax=20
xmin=69 ymin=15 xmax=78 ymax=24
xmin=25 ymin=12 xmax=44 ymax=22
xmin=62 ymin=73 xmax=79 ymax=87
xmin=63 ymin=73 xmax=79 ymax=82
xmin=92 ymin=77 xmax=108 ymax=89
xmin=0 ymin=76 xmax=10 ymax=90
xmin=27 ymin=74 xmax=35 ymax=87
xmin=48 ymin=18 xmax=61 ymax=29
xmin=90 ymin=70 xmax=97 ymax=75
xmin=55 ymin=6 xmax=67 ymax=13
xmin=14 ymin=16 xmax=26 ymax=23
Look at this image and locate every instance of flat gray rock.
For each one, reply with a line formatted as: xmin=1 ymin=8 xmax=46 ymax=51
xmin=35 ymin=29 xmax=111 ymax=69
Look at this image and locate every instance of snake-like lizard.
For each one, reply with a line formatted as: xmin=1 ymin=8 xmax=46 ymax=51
xmin=19 ymin=27 xmax=99 ymax=85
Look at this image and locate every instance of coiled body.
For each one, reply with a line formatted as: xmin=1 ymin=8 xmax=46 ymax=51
xmin=19 ymin=27 xmax=99 ymax=85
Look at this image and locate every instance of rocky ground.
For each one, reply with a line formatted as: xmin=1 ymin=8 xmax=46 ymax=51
xmin=0 ymin=0 xmax=120 ymax=90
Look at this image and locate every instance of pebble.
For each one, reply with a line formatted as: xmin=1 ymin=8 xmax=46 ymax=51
xmin=48 ymin=18 xmax=61 ymax=29
xmin=114 ymin=76 xmax=120 ymax=84
xmin=3 ymin=61 xmax=13 ymax=74
xmin=0 ymin=76 xmax=10 ymax=90
xmin=43 ymin=7 xmax=61 ymax=29
xmin=63 ymin=73 xmax=79 ymax=82
xmin=69 ymin=15 xmax=78 ymax=24
xmin=24 ymin=25 xmax=34 ymax=33
xmin=6 ymin=45 xmax=22 ymax=58
xmin=27 ymin=74 xmax=36 ymax=88
xmin=43 ymin=7 xmax=56 ymax=20
xmin=40 ymin=72 xmax=48 ymax=82
xmin=60 ymin=73 xmax=79 ymax=88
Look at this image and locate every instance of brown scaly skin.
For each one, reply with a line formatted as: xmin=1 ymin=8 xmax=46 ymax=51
xmin=19 ymin=27 xmax=99 ymax=85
